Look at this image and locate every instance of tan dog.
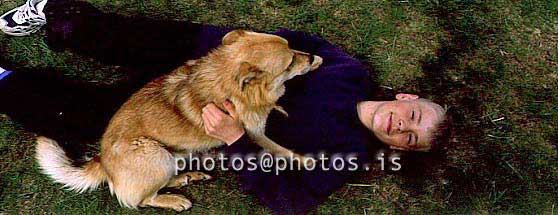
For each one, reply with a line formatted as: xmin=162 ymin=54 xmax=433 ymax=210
xmin=35 ymin=30 xmax=323 ymax=211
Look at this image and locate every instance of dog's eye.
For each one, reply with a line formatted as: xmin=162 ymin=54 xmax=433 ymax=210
xmin=285 ymin=56 xmax=295 ymax=71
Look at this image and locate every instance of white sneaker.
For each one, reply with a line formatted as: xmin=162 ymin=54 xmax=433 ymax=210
xmin=0 ymin=0 xmax=48 ymax=36
xmin=0 ymin=66 xmax=12 ymax=81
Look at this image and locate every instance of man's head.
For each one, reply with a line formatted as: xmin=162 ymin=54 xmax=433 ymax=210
xmin=365 ymin=93 xmax=450 ymax=151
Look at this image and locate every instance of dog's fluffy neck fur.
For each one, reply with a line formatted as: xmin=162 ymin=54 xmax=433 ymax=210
xmin=162 ymin=46 xmax=280 ymax=130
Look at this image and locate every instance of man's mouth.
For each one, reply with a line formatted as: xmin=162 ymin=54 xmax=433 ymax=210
xmin=387 ymin=113 xmax=392 ymax=135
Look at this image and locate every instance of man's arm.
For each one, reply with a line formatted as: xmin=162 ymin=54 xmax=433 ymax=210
xmin=202 ymin=102 xmax=365 ymax=214
xmin=202 ymin=102 xmax=245 ymax=145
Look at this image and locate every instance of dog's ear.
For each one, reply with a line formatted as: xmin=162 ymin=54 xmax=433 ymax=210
xmin=222 ymin=30 xmax=247 ymax=45
xmin=236 ymin=62 xmax=261 ymax=90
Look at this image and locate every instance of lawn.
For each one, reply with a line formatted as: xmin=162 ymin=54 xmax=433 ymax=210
xmin=1 ymin=0 xmax=557 ymax=214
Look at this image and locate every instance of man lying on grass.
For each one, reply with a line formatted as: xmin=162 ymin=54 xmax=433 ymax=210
xmin=0 ymin=0 xmax=452 ymax=213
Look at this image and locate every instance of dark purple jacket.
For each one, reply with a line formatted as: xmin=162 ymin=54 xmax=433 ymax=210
xmin=226 ymin=30 xmax=375 ymax=214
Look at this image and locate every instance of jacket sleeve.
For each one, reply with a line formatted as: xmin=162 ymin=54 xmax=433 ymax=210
xmin=225 ymin=133 xmax=258 ymax=155
xmin=224 ymin=134 xmax=367 ymax=214
xmin=238 ymin=160 xmax=356 ymax=214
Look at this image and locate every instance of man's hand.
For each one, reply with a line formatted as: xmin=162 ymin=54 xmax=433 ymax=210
xmin=202 ymin=101 xmax=245 ymax=145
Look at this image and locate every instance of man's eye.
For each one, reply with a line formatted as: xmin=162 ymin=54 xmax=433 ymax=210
xmin=411 ymin=110 xmax=416 ymax=120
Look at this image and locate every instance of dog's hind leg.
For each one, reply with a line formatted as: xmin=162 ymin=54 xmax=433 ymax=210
xmin=106 ymin=136 xmax=192 ymax=211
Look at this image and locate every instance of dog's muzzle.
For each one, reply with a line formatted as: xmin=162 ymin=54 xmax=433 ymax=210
xmin=309 ymin=55 xmax=323 ymax=71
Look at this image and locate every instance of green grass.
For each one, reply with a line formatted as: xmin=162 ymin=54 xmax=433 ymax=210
xmin=1 ymin=0 xmax=557 ymax=214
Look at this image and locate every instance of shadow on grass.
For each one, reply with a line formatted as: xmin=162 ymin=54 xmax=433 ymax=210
xmin=391 ymin=1 xmax=556 ymax=212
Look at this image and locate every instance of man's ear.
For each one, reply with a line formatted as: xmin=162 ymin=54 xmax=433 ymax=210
xmin=222 ymin=30 xmax=247 ymax=45
xmin=236 ymin=62 xmax=260 ymax=90
xmin=389 ymin=145 xmax=409 ymax=151
xmin=395 ymin=93 xmax=419 ymax=101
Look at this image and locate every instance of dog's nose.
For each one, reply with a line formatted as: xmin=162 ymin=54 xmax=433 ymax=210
xmin=310 ymin=55 xmax=323 ymax=71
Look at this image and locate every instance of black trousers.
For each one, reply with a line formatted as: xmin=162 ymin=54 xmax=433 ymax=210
xmin=1 ymin=0 xmax=229 ymax=157
xmin=42 ymin=0 xmax=233 ymax=79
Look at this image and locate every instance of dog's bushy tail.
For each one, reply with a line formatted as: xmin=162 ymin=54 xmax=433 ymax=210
xmin=36 ymin=136 xmax=107 ymax=193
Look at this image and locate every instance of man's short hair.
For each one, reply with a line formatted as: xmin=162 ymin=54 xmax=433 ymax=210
xmin=418 ymin=98 xmax=453 ymax=151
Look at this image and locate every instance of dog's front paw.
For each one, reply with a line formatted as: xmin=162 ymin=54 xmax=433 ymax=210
xmin=168 ymin=172 xmax=212 ymax=188
xmin=296 ymin=154 xmax=316 ymax=167
xmin=184 ymin=171 xmax=212 ymax=183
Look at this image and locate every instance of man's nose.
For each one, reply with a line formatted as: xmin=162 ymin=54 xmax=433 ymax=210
xmin=397 ymin=119 xmax=408 ymax=132
xmin=309 ymin=55 xmax=314 ymax=65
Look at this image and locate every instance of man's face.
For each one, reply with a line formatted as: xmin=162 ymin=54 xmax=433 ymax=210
xmin=370 ymin=94 xmax=443 ymax=151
